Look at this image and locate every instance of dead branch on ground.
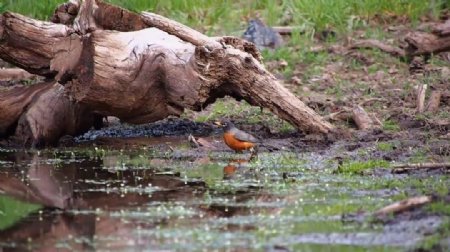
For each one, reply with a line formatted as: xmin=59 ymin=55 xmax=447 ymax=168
xmin=416 ymin=84 xmax=428 ymax=113
xmin=426 ymin=90 xmax=442 ymax=113
xmin=392 ymin=162 xmax=450 ymax=174
xmin=374 ymin=196 xmax=432 ymax=217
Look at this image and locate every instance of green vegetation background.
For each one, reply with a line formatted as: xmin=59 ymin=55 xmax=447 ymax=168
xmin=2 ymin=0 xmax=446 ymax=36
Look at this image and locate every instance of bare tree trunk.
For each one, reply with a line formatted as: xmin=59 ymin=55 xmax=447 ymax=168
xmin=0 ymin=0 xmax=334 ymax=146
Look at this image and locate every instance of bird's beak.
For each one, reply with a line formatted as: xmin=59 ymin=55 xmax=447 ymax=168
xmin=214 ymin=121 xmax=223 ymax=127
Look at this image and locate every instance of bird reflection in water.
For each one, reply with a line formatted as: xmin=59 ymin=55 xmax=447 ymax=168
xmin=223 ymin=158 xmax=251 ymax=180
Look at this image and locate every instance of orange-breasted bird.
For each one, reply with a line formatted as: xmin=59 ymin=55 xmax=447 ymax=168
xmin=215 ymin=120 xmax=260 ymax=154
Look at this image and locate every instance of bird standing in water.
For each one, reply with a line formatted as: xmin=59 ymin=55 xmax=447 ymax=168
xmin=215 ymin=120 xmax=259 ymax=156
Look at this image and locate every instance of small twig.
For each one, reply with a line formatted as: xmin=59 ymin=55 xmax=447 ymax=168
xmin=416 ymin=84 xmax=428 ymax=113
xmin=358 ymin=98 xmax=387 ymax=107
xmin=374 ymin=196 xmax=432 ymax=217
xmin=392 ymin=162 xmax=450 ymax=174
xmin=350 ymin=39 xmax=405 ymax=58
xmin=370 ymin=113 xmax=383 ymax=127
xmin=323 ymin=109 xmax=351 ymax=121
xmin=188 ymin=134 xmax=200 ymax=148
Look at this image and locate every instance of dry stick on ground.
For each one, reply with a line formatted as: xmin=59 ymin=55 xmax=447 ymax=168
xmin=0 ymin=0 xmax=333 ymax=146
xmin=323 ymin=109 xmax=352 ymax=122
xmin=358 ymin=98 xmax=387 ymax=107
xmin=391 ymin=162 xmax=450 ymax=174
xmin=416 ymin=84 xmax=428 ymax=113
xmin=350 ymin=39 xmax=405 ymax=58
xmin=426 ymin=90 xmax=442 ymax=113
xmin=369 ymin=113 xmax=383 ymax=127
xmin=374 ymin=196 xmax=432 ymax=217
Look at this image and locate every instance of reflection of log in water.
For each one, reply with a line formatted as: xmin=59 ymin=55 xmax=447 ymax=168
xmin=0 ymin=152 xmax=206 ymax=249
xmin=0 ymin=152 xmax=207 ymax=209
xmin=0 ymin=152 xmax=287 ymax=250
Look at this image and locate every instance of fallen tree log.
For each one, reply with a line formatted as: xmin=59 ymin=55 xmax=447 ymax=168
xmin=0 ymin=0 xmax=333 ymax=146
xmin=404 ymin=31 xmax=450 ymax=57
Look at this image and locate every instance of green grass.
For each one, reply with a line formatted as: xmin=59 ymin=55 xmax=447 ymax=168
xmin=0 ymin=195 xmax=41 ymax=230
xmin=3 ymin=0 xmax=447 ymax=35
xmin=336 ymin=159 xmax=390 ymax=174
xmin=376 ymin=142 xmax=395 ymax=152
xmin=427 ymin=201 xmax=450 ymax=215
xmin=382 ymin=120 xmax=401 ymax=132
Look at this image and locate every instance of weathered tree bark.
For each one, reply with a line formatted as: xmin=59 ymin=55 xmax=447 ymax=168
xmin=0 ymin=0 xmax=334 ymax=146
xmin=0 ymin=81 xmax=100 ymax=147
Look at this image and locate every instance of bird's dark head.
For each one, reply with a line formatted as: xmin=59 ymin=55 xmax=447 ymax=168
xmin=214 ymin=120 xmax=234 ymax=131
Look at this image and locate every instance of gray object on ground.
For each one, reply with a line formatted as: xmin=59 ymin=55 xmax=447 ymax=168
xmin=243 ymin=18 xmax=283 ymax=51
